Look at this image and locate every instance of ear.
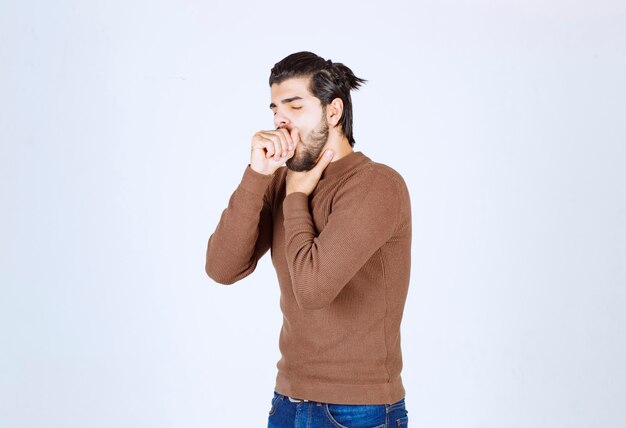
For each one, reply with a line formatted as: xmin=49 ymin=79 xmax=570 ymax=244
xmin=325 ymin=98 xmax=344 ymax=128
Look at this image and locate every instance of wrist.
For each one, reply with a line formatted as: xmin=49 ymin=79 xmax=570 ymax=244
xmin=249 ymin=164 xmax=275 ymax=176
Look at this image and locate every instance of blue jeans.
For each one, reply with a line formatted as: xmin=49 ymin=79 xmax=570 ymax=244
xmin=267 ymin=390 xmax=409 ymax=427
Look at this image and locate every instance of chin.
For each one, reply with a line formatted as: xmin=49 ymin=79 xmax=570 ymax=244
xmin=285 ymin=156 xmax=315 ymax=172
xmin=285 ymin=160 xmax=311 ymax=172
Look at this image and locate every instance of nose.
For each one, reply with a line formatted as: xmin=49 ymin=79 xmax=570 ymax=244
xmin=274 ymin=111 xmax=290 ymax=129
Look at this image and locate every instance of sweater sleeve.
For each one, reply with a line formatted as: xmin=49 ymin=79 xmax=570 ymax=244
xmin=205 ymin=164 xmax=275 ymax=284
xmin=282 ymin=171 xmax=400 ymax=309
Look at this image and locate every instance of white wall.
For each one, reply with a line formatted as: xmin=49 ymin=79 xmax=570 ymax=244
xmin=1 ymin=0 xmax=624 ymax=427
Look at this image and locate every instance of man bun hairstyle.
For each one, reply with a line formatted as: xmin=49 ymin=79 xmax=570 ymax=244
xmin=269 ymin=51 xmax=367 ymax=147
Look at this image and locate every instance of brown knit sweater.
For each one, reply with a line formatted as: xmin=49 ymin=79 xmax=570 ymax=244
xmin=205 ymin=150 xmax=412 ymax=404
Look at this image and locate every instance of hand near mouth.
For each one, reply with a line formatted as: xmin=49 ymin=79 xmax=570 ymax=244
xmin=250 ymin=127 xmax=300 ymax=175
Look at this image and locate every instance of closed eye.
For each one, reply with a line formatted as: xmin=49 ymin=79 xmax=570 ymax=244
xmin=273 ymin=106 xmax=302 ymax=115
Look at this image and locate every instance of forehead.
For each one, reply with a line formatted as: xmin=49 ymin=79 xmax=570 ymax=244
xmin=270 ymin=76 xmax=314 ymax=99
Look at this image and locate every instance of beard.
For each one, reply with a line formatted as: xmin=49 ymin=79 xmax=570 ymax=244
xmin=285 ymin=116 xmax=329 ymax=172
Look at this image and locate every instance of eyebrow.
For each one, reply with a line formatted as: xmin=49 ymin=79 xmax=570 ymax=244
xmin=269 ymin=96 xmax=304 ymax=109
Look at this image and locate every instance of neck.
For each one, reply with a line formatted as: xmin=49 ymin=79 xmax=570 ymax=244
xmin=322 ymin=130 xmax=353 ymax=162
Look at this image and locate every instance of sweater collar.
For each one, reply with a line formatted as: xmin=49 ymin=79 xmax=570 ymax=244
xmin=319 ymin=150 xmax=369 ymax=180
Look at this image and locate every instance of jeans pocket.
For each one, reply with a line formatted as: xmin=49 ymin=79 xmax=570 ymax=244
xmin=269 ymin=391 xmax=281 ymax=416
xmin=323 ymin=403 xmax=386 ymax=428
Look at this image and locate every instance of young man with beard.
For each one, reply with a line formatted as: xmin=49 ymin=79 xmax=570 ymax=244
xmin=205 ymin=51 xmax=412 ymax=427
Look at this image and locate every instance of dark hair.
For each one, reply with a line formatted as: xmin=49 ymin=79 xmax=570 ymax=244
xmin=269 ymin=51 xmax=367 ymax=147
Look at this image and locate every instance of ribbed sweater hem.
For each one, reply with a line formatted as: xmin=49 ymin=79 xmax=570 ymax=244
xmin=274 ymin=372 xmax=405 ymax=405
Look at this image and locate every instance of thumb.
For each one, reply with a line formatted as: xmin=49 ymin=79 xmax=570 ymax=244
xmin=314 ymin=149 xmax=335 ymax=173
xmin=291 ymin=128 xmax=300 ymax=146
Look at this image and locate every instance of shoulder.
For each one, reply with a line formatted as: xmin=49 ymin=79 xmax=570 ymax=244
xmin=350 ymin=158 xmax=409 ymax=196
xmin=330 ymin=160 xmax=404 ymax=209
xmin=368 ymin=160 xmax=407 ymax=184
xmin=357 ymin=159 xmax=411 ymax=227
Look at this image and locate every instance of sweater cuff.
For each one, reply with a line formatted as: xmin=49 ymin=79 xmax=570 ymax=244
xmin=239 ymin=164 xmax=274 ymax=196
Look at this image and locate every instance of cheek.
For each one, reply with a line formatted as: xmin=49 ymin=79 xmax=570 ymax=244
xmin=298 ymin=116 xmax=317 ymax=133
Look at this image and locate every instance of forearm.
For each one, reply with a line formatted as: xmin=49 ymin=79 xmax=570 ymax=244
xmin=205 ymin=165 xmax=274 ymax=284
xmin=282 ymin=177 xmax=400 ymax=309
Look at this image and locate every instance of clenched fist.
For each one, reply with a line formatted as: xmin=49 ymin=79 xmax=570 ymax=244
xmin=250 ymin=128 xmax=300 ymax=176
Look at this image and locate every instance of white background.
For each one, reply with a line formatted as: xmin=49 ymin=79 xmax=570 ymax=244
xmin=1 ymin=0 xmax=625 ymax=427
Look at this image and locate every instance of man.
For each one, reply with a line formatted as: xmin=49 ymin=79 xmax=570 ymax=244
xmin=205 ymin=51 xmax=412 ymax=427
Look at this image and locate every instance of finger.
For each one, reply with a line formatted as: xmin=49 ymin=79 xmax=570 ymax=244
xmin=259 ymin=132 xmax=283 ymax=161
xmin=257 ymin=135 xmax=277 ymax=159
xmin=313 ymin=149 xmax=335 ymax=173
xmin=273 ymin=129 xmax=290 ymax=159
xmin=276 ymin=128 xmax=294 ymax=152
xmin=290 ymin=128 xmax=300 ymax=147
xmin=273 ymin=135 xmax=284 ymax=161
